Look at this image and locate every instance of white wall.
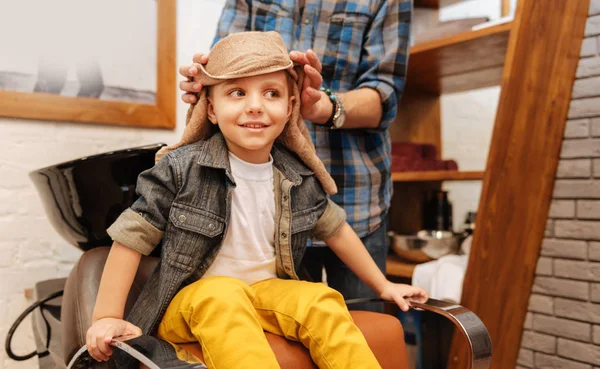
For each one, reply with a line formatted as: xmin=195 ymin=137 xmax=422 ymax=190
xmin=441 ymin=85 xmax=499 ymax=231
xmin=0 ymin=1 xmax=225 ymax=368
xmin=438 ymin=0 xmax=513 ymax=230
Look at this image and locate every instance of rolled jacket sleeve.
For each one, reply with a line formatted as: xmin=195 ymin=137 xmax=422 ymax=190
xmin=356 ymin=0 xmax=411 ymax=131
xmin=107 ymin=154 xmax=179 ymax=255
xmin=107 ymin=209 xmax=163 ymax=255
xmin=312 ymin=199 xmax=347 ymax=241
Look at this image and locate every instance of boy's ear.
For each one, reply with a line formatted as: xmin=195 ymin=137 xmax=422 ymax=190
xmin=207 ymin=96 xmax=218 ymax=125
xmin=287 ymin=95 xmax=295 ymax=121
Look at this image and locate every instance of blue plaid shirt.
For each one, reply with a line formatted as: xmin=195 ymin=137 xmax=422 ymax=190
xmin=213 ymin=0 xmax=411 ymax=239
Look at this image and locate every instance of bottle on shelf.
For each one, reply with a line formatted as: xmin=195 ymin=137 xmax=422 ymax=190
xmin=423 ymin=190 xmax=453 ymax=231
xmin=462 ymin=211 xmax=477 ymax=235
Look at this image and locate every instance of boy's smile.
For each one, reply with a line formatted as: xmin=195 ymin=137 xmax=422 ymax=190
xmin=207 ymin=71 xmax=293 ymax=164
xmin=239 ymin=120 xmax=270 ymax=131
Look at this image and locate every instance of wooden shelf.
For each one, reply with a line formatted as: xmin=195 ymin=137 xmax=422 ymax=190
xmin=386 ymin=254 xmax=418 ymax=279
xmin=407 ymin=22 xmax=512 ymax=94
xmin=392 ymin=170 xmax=484 ymax=182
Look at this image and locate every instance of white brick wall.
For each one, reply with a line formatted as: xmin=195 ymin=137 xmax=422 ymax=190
xmin=564 ymin=119 xmax=590 ymax=138
xmin=591 ymin=242 xmax=600 ymax=261
xmin=0 ymin=1 xmax=226 ymax=368
xmin=557 ymin=159 xmax=592 ymax=178
xmin=581 ymin=38 xmax=598 ymax=58
xmin=592 ymin=118 xmax=600 ymax=136
xmin=591 ymin=0 xmax=600 ymax=16
xmin=518 ymin=5 xmax=600 ymax=368
xmin=541 ymin=239 xmax=587 ymax=260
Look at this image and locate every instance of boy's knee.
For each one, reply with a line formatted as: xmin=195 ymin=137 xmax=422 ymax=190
xmin=296 ymin=284 xmax=352 ymax=326
xmin=306 ymin=282 xmax=346 ymax=307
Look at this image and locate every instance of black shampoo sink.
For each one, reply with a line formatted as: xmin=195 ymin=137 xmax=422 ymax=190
xmin=29 ymin=143 xmax=165 ymax=251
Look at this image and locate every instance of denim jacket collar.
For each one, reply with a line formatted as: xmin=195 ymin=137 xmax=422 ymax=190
xmin=196 ymin=132 xmax=313 ymax=185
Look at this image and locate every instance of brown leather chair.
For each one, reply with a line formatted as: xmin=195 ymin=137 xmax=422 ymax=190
xmin=62 ymin=247 xmax=492 ymax=369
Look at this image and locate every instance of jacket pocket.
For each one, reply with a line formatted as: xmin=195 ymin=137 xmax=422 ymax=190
xmin=169 ymin=202 xmax=224 ymax=237
xmin=164 ymin=202 xmax=225 ymax=271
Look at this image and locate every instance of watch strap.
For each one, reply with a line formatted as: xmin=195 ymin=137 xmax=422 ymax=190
xmin=321 ymin=87 xmax=337 ymax=128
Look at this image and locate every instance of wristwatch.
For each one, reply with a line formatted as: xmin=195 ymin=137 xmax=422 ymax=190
xmin=321 ymin=88 xmax=346 ymax=129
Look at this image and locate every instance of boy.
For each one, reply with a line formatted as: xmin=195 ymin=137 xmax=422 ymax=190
xmin=86 ymin=31 xmax=427 ymax=369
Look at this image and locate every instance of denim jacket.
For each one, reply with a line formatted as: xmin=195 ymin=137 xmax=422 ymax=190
xmin=107 ymin=132 xmax=346 ymax=338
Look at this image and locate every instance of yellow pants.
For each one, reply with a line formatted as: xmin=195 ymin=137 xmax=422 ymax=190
xmin=157 ymin=276 xmax=381 ymax=369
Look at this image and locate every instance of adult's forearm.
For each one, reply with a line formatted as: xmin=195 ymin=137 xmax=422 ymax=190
xmin=338 ymin=88 xmax=383 ymax=129
xmin=92 ymin=242 xmax=142 ymax=321
xmin=313 ymin=88 xmax=383 ymax=129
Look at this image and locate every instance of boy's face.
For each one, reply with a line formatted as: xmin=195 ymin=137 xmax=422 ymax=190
xmin=207 ymin=71 xmax=293 ymax=164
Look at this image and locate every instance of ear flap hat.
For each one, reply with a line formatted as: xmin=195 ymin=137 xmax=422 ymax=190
xmin=155 ymin=31 xmax=337 ymax=195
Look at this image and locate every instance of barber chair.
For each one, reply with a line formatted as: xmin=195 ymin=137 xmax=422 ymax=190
xmin=7 ymin=144 xmax=492 ymax=369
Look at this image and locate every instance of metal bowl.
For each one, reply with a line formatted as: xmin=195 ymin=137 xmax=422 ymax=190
xmin=389 ymin=230 xmax=461 ymax=262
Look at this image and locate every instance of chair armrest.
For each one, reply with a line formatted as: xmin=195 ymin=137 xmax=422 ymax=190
xmin=66 ymin=337 xmax=207 ymax=369
xmin=345 ymin=298 xmax=492 ymax=369
xmin=65 ymin=341 xmax=164 ymax=369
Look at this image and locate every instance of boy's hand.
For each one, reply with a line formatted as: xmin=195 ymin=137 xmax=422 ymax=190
xmin=179 ymin=53 xmax=209 ymax=104
xmin=86 ymin=317 xmax=142 ymax=362
xmin=379 ymin=282 xmax=429 ymax=312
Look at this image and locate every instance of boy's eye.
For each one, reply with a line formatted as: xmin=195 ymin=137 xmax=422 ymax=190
xmin=265 ymin=90 xmax=280 ymax=98
xmin=228 ymin=89 xmax=245 ymax=97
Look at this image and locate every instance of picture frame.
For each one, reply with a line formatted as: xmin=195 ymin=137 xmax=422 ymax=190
xmin=0 ymin=0 xmax=176 ymax=129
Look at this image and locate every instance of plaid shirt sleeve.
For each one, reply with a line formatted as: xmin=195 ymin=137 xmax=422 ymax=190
xmin=212 ymin=0 xmax=252 ymax=46
xmin=355 ymin=0 xmax=412 ymax=131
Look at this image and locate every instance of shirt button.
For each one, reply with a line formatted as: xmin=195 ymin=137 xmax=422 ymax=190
xmin=281 ymin=232 xmax=287 ymax=239
xmin=178 ymin=215 xmax=186 ymax=223
xmin=208 ymin=223 xmax=215 ymax=230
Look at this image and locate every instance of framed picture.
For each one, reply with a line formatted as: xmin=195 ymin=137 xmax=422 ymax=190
xmin=0 ymin=0 xmax=176 ymax=129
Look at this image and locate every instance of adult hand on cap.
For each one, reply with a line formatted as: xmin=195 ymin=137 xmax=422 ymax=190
xmin=179 ymin=53 xmax=209 ymax=104
xmin=289 ymin=49 xmax=331 ymax=124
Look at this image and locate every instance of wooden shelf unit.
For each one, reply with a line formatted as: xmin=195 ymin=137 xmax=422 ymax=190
xmin=385 ymin=9 xmax=509 ymax=281
xmin=392 ymin=170 xmax=484 ymax=182
xmin=407 ymin=22 xmax=512 ymax=94
xmin=387 ymin=24 xmax=511 ymax=242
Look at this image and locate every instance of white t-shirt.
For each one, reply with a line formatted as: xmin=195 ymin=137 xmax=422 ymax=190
xmin=202 ymin=152 xmax=278 ymax=285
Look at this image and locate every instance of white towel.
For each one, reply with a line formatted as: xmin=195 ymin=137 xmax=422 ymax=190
xmin=411 ymin=236 xmax=472 ymax=303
